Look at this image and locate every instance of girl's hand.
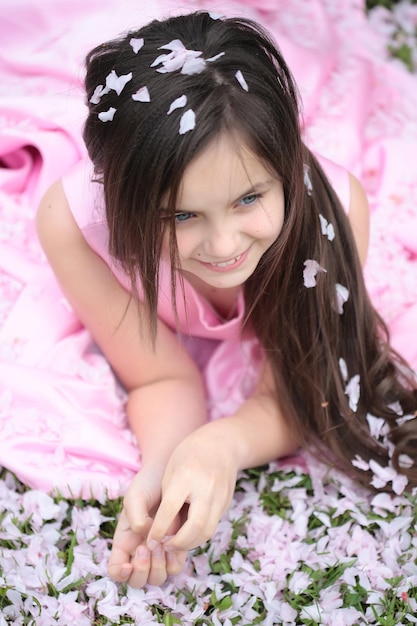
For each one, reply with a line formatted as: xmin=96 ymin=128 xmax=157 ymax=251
xmin=107 ymin=466 xmax=187 ymax=587
xmin=147 ymin=426 xmax=239 ymax=554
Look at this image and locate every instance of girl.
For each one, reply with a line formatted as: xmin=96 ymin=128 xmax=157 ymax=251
xmin=36 ymin=12 xmax=417 ymax=588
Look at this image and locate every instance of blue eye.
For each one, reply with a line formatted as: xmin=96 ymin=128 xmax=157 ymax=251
xmin=239 ymin=194 xmax=259 ymax=206
xmin=175 ymin=212 xmax=194 ymax=223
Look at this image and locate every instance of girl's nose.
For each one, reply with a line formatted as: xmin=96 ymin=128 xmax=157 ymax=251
xmin=202 ymin=221 xmax=241 ymax=259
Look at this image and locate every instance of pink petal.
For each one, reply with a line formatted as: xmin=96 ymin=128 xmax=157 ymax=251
xmin=303 ymin=164 xmax=313 ymax=195
xmin=131 ymin=86 xmax=150 ymax=102
xmin=345 ymin=374 xmax=360 ymax=412
xmin=303 ymin=259 xmax=327 ymax=287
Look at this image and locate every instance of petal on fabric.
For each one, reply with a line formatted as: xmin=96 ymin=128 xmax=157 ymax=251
xmin=105 ymin=70 xmax=133 ymax=96
xmin=335 ymin=283 xmax=349 ymax=314
xmin=303 ymin=259 xmax=327 ymax=287
xmin=235 ymin=70 xmax=249 ymax=91
xmin=129 ymin=37 xmax=144 ymax=54
xmin=131 ymin=86 xmax=150 ymax=102
xmin=98 ymin=107 xmax=116 ymax=122
xmin=179 ymin=109 xmax=196 ymax=135
xmin=167 ymin=94 xmax=187 ymax=115
xmin=207 ymin=52 xmax=225 ymax=63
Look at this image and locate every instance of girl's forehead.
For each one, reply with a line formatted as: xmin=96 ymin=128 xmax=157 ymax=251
xmin=175 ymin=132 xmax=275 ymax=208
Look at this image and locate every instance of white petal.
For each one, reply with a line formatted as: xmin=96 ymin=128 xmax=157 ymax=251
xmin=207 ymin=52 xmax=225 ymax=63
xmin=159 ymin=39 xmax=186 ymax=52
xmin=105 ymin=70 xmax=133 ymax=95
xmin=131 ymin=86 xmax=150 ymax=102
xmin=208 ymin=12 xmax=223 ymax=19
xmin=351 ymin=455 xmax=369 ymax=471
xmin=235 ymin=70 xmax=248 ymax=91
xmin=339 ymin=357 xmax=348 ymax=381
xmin=129 ymin=37 xmax=144 ymax=54
xmin=179 ymin=109 xmax=196 ymax=135
xmin=167 ymin=95 xmax=187 ymax=115
xmin=98 ymin=107 xmax=116 ymax=122
xmin=335 ymin=283 xmax=349 ymax=314
xmin=303 ymin=164 xmax=313 ymax=196
xmin=181 ymin=56 xmax=206 ymax=75
xmin=303 ymin=259 xmax=327 ymax=288
xmin=90 ymin=84 xmax=108 ymax=104
xmin=345 ymin=374 xmax=360 ymax=412
xmin=319 ymin=214 xmax=335 ymax=240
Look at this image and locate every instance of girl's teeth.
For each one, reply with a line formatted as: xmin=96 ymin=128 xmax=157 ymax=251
xmin=210 ymin=254 xmax=242 ymax=267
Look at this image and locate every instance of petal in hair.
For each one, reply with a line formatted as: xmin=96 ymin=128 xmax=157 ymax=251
xmin=208 ymin=12 xmax=223 ymax=19
xmin=335 ymin=283 xmax=349 ymax=314
xmin=303 ymin=260 xmax=327 ymax=288
xmin=167 ymin=95 xmax=187 ymax=115
xmin=90 ymin=84 xmax=107 ymax=105
xmin=105 ymin=70 xmax=133 ymax=95
xmin=181 ymin=56 xmax=207 ymax=75
xmin=152 ymin=41 xmax=205 ymax=75
xmin=303 ymin=164 xmax=313 ymax=196
xmin=366 ymin=414 xmax=388 ymax=439
xmin=207 ymin=52 xmax=225 ymax=63
xmin=319 ymin=214 xmax=335 ymax=241
xmin=132 ymin=86 xmax=151 ymax=102
xmin=179 ymin=109 xmax=196 ymax=135
xmin=339 ymin=358 xmax=348 ymax=382
xmin=235 ymin=70 xmax=249 ymax=91
xmin=98 ymin=107 xmax=116 ymax=122
xmin=351 ymin=455 xmax=369 ymax=471
xmin=130 ymin=37 xmax=144 ymax=54
xmin=345 ymin=374 xmax=360 ymax=412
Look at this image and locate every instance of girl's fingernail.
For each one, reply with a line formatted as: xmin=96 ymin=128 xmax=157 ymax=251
xmin=136 ymin=545 xmax=149 ymax=559
xmin=147 ymin=539 xmax=158 ymax=551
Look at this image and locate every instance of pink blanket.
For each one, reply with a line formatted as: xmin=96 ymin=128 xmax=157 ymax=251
xmin=0 ymin=0 xmax=416 ymax=499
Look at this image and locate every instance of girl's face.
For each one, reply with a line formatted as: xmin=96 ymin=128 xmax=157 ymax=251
xmin=163 ymin=132 xmax=285 ymax=291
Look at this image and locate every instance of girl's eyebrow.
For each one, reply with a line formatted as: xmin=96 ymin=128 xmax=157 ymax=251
xmin=231 ymin=178 xmax=276 ymax=205
xmin=160 ymin=178 xmax=277 ymax=215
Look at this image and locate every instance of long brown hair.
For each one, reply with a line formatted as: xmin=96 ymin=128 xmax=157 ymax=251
xmin=82 ymin=12 xmax=417 ymax=491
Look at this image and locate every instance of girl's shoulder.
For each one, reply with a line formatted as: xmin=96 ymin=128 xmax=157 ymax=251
xmin=314 ymin=152 xmax=350 ymax=214
xmin=60 ymin=158 xmax=106 ymax=230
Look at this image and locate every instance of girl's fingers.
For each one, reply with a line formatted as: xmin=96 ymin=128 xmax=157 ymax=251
xmin=147 ymin=544 xmax=169 ymax=586
xmin=127 ymin=545 xmax=152 ymax=589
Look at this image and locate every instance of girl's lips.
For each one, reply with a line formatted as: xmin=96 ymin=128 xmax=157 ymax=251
xmin=198 ymin=247 xmax=250 ymax=273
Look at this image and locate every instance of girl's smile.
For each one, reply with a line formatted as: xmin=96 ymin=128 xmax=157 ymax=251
xmin=163 ymin=132 xmax=285 ymax=292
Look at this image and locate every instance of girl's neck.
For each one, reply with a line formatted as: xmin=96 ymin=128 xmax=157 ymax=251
xmin=181 ymin=271 xmax=240 ymax=322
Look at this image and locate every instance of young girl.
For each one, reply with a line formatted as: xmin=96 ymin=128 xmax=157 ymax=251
xmin=36 ymin=11 xmax=417 ymax=588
